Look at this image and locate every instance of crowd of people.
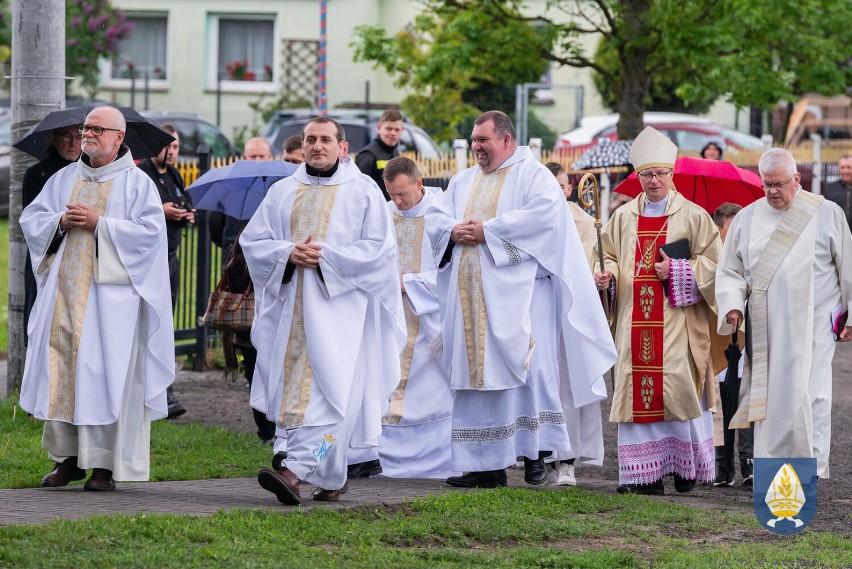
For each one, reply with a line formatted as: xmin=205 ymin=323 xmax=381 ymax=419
xmin=14 ymin=105 xmax=852 ymax=504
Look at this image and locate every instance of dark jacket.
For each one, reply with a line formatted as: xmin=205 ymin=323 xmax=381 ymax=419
xmin=137 ymin=159 xmax=191 ymax=255
xmin=22 ymin=151 xmax=74 ymax=208
xmin=823 ymin=180 xmax=852 ymax=229
xmin=354 ymin=136 xmax=399 ymax=200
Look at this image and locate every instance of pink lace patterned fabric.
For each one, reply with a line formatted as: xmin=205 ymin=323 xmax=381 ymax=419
xmin=668 ymin=258 xmax=703 ymax=307
xmin=617 ymin=436 xmax=715 ymax=484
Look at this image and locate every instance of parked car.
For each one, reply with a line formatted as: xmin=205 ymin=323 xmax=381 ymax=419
xmin=140 ymin=110 xmax=238 ymax=160
xmin=554 ymin=112 xmax=765 ymax=159
xmin=263 ymin=109 xmax=442 ymax=160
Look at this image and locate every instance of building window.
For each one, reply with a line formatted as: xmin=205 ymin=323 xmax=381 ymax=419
xmin=209 ymin=15 xmax=275 ymax=90
xmin=111 ymin=13 xmax=168 ymax=81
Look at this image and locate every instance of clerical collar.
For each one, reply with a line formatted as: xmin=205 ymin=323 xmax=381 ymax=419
xmin=305 ymin=160 xmax=339 ymax=178
xmin=398 ymin=192 xmax=428 ymax=217
xmin=643 ymin=194 xmax=669 ymax=217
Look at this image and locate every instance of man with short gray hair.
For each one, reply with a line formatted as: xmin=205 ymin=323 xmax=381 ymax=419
xmin=20 ymin=106 xmax=175 ymax=492
xmin=716 ymin=148 xmax=852 ymax=478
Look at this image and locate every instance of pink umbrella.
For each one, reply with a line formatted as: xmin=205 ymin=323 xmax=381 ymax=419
xmin=614 ymin=156 xmax=764 ymax=213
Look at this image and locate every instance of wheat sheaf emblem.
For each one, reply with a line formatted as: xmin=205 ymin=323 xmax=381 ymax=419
xmin=640 ymin=375 xmax=654 ymax=409
xmin=639 ymin=284 xmax=655 ymax=320
xmin=640 ymin=329 xmax=654 ymax=363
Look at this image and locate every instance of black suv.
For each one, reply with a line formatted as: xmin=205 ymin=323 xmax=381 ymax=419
xmin=141 ymin=110 xmax=238 ymax=160
xmin=263 ymin=110 xmax=441 ymax=159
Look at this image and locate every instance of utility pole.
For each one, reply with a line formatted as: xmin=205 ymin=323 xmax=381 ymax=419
xmin=7 ymin=0 xmax=66 ymax=394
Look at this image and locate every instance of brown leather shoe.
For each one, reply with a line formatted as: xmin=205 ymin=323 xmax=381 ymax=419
xmin=312 ymin=481 xmax=349 ymax=502
xmin=258 ymin=466 xmax=301 ymax=505
xmin=41 ymin=457 xmax=87 ymax=488
xmin=84 ymin=468 xmax=116 ymax=491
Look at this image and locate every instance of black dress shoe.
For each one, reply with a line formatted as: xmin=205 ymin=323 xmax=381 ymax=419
xmin=446 ymin=470 xmax=507 ymax=488
xmin=166 ymin=386 xmax=186 ymax=419
xmin=347 ymin=459 xmax=382 ymax=479
xmin=41 ymin=457 xmax=87 ymax=488
xmin=673 ymin=474 xmax=696 ymax=493
xmin=523 ymin=456 xmax=548 ymax=485
xmin=616 ymin=479 xmax=665 ymax=495
xmin=84 ymin=469 xmax=116 ymax=491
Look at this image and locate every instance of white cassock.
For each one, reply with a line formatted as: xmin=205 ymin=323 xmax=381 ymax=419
xmin=716 ymin=189 xmax=852 ymax=478
xmin=372 ymin=188 xmax=455 ymax=478
xmin=19 ymin=149 xmax=175 ymax=481
xmin=241 ymin=159 xmax=406 ymax=491
xmin=426 ymin=146 xmax=617 ymax=472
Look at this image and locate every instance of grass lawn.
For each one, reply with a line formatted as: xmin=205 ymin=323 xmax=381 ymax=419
xmin=0 ymin=395 xmax=269 ymax=489
xmin=0 ymin=488 xmax=850 ymax=568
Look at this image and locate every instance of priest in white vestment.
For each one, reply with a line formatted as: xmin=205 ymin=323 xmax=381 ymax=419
xmin=595 ymin=127 xmax=721 ymax=496
xmin=426 ymin=111 xmax=617 ymax=489
xmin=245 ymin=117 xmax=405 ymax=505
xmin=378 ymin=157 xmax=454 ymax=478
xmin=20 ymin=106 xmax=175 ymax=491
xmin=716 ymin=148 xmax=852 ymax=479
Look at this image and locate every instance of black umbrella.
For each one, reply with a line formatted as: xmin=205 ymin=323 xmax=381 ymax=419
xmin=720 ymin=333 xmax=742 ymax=474
xmin=14 ymin=104 xmax=175 ymax=161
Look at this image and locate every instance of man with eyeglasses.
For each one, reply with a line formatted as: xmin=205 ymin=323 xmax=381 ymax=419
xmin=716 ymin=148 xmax=852 ymax=479
xmin=594 ymin=126 xmax=722 ymax=496
xmin=22 ymin=124 xmax=83 ymax=342
xmin=19 ymin=106 xmax=175 ymax=493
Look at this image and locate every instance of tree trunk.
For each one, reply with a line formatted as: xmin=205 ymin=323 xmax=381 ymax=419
xmin=8 ymin=1 xmax=66 ymax=394
xmin=615 ymin=0 xmax=652 ymax=141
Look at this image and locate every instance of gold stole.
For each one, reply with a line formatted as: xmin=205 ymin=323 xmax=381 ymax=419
xmin=384 ymin=214 xmax=424 ymax=425
xmin=279 ymin=183 xmax=340 ymax=427
xmin=731 ymin=190 xmax=823 ymax=428
xmin=48 ymin=178 xmax=114 ymax=421
xmin=458 ymin=167 xmax=511 ymax=389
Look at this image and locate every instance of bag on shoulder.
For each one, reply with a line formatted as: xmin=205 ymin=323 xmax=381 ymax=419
xmin=199 ymin=255 xmax=254 ymax=332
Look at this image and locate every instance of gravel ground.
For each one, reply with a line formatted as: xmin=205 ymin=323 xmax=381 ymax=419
xmin=170 ymin=342 xmax=852 ymax=537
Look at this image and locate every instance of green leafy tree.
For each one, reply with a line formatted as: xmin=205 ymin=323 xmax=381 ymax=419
xmin=352 ymin=1 xmax=556 ymax=143
xmin=353 ymin=0 xmax=852 ymax=141
xmin=66 ymin=0 xmax=133 ymax=98
xmin=0 ymin=1 xmax=132 ymax=99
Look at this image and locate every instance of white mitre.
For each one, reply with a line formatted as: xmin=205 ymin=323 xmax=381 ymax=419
xmin=630 ymin=126 xmax=678 ymax=172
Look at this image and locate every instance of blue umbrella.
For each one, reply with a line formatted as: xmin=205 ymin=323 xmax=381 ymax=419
xmin=187 ymin=160 xmax=299 ymax=220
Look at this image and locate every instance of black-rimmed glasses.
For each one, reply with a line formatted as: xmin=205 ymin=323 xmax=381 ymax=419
xmin=79 ymin=125 xmax=122 ymax=136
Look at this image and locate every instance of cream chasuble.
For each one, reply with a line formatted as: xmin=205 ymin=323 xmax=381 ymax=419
xmin=716 ymin=190 xmax=852 ymax=478
xmin=242 ymin=159 xmax=405 ymax=448
xmin=426 ymin=147 xmax=616 ymax=472
xmin=598 ymin=190 xmax=721 ymax=423
xmin=49 ymin=178 xmax=112 ymax=421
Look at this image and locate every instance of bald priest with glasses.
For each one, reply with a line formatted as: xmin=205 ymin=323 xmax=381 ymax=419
xmin=716 ymin=148 xmax=852 ymax=479
xmin=594 ymin=126 xmax=722 ymax=496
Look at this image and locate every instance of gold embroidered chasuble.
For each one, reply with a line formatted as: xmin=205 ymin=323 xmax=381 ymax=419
xmin=457 ymin=167 xmax=511 ymax=389
xmin=279 ymin=182 xmax=340 ymax=427
xmin=48 ymin=178 xmax=113 ymax=421
xmin=384 ymin=214 xmax=425 ymax=425
xmin=598 ymin=190 xmax=721 ymax=423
